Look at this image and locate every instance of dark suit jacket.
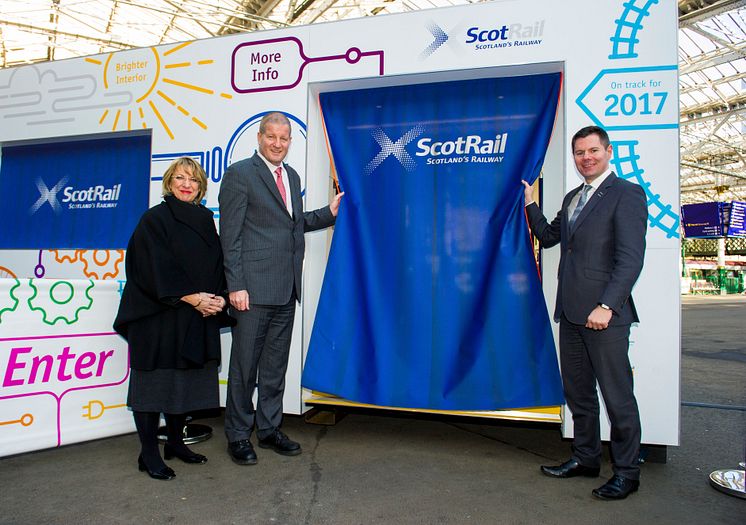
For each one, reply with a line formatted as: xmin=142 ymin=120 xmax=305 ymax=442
xmin=525 ymin=173 xmax=647 ymax=326
xmin=218 ymin=152 xmax=335 ymax=306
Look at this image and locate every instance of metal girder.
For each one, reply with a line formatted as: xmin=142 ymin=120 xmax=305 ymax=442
xmin=681 ymin=104 xmax=746 ymax=125
xmin=215 ymin=0 xmax=287 ymax=33
xmin=681 ymin=161 xmax=746 ymax=180
xmin=109 ymin=0 xmax=285 ymax=33
xmin=0 ymin=17 xmax=133 ymax=49
xmin=680 ymin=70 xmax=746 ymax=95
xmin=681 ymin=94 xmax=746 ymax=119
xmin=679 ymin=44 xmax=746 ymax=75
xmin=682 ymin=181 xmax=746 ymax=191
xmin=679 ymin=0 xmax=746 ymax=25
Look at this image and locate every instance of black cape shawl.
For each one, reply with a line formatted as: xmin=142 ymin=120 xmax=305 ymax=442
xmin=114 ymin=196 xmax=228 ymax=370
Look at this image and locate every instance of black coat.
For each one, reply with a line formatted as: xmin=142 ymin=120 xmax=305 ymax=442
xmin=114 ymin=195 xmax=228 ymax=370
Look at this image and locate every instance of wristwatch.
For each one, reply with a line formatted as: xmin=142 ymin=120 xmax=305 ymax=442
xmin=599 ymin=303 xmax=611 ymax=310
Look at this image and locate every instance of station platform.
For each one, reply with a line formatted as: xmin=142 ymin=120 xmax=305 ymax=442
xmin=1 ymin=295 xmax=744 ymax=524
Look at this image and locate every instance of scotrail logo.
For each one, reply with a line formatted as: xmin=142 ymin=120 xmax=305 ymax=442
xmin=421 ymin=22 xmax=449 ymax=58
xmin=30 ymin=177 xmax=68 ymax=214
xmin=416 ymin=132 xmax=509 ymax=165
xmin=466 ymin=20 xmax=545 ymax=50
xmin=421 ymin=19 xmax=545 ymax=57
xmin=366 ymin=126 xmax=509 ymax=174
xmin=365 ymin=126 xmax=425 ymax=175
xmin=30 ymin=176 xmax=122 ymax=214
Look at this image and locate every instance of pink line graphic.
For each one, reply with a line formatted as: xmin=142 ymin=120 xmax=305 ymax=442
xmin=0 ymin=332 xmax=130 ymax=446
xmin=231 ymin=36 xmax=384 ymax=94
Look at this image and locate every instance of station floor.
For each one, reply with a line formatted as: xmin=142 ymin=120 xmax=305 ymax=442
xmin=1 ymin=295 xmax=744 ymax=524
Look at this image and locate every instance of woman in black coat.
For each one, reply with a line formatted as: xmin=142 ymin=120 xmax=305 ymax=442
xmin=114 ymin=157 xmax=228 ymax=480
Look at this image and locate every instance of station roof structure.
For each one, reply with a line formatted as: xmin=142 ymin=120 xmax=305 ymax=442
xmin=1 ymin=0 xmax=744 ymax=204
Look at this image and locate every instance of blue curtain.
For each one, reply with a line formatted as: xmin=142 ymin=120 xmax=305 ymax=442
xmin=303 ymin=73 xmax=564 ymax=410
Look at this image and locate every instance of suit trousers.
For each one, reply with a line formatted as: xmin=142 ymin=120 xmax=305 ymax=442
xmin=559 ymin=315 xmax=641 ymax=480
xmin=224 ymin=294 xmax=296 ymax=442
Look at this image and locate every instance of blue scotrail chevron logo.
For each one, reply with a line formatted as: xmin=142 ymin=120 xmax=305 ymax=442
xmin=30 ymin=176 xmax=68 ymax=215
xmin=365 ymin=126 xmax=425 ymax=175
xmin=421 ymin=22 xmax=449 ymax=58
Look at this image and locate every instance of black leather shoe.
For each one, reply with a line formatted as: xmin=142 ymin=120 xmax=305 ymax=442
xmin=258 ymin=429 xmax=302 ymax=456
xmin=592 ymin=475 xmax=639 ymax=500
xmin=228 ymin=439 xmax=257 ymax=465
xmin=138 ymin=455 xmax=175 ymax=480
xmin=540 ymin=459 xmax=600 ymax=478
xmin=164 ymin=443 xmax=207 ymax=464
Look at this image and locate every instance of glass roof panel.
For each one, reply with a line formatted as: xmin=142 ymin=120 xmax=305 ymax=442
xmin=0 ymin=0 xmax=744 ymax=203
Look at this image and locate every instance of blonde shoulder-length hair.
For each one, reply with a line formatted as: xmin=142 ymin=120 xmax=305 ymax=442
xmin=161 ymin=157 xmax=208 ymax=203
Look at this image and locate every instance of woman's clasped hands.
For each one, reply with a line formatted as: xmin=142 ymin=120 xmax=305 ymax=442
xmin=187 ymin=292 xmax=226 ymax=317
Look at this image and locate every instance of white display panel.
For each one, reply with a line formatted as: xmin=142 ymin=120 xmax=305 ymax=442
xmin=0 ymin=0 xmax=680 ymax=455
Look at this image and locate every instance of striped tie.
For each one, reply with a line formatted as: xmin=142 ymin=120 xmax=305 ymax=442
xmin=568 ymin=184 xmax=592 ymax=229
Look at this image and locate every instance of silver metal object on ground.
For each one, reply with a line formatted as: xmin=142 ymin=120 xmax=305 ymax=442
xmin=709 ymin=468 xmax=746 ymax=499
xmin=157 ymin=423 xmax=213 ymax=444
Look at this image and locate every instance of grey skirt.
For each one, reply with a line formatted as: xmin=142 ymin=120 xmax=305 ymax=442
xmin=127 ymin=360 xmax=220 ymax=413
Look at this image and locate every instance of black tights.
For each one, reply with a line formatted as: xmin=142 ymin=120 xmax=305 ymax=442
xmin=164 ymin=413 xmax=196 ymax=456
xmin=133 ymin=411 xmax=196 ymax=467
xmin=132 ymin=411 xmax=165 ymax=470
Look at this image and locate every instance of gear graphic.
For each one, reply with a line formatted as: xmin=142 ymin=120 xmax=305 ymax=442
xmin=28 ymin=279 xmax=95 ymax=325
xmin=79 ymin=250 xmax=125 ymax=279
xmin=0 ymin=265 xmax=18 ymax=278
xmin=47 ymin=249 xmax=125 ymax=279
xmin=0 ymin=278 xmax=21 ymax=324
xmin=50 ymin=249 xmax=82 ymax=264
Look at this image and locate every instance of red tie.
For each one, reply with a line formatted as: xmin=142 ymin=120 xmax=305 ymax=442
xmin=275 ymin=167 xmax=287 ymax=206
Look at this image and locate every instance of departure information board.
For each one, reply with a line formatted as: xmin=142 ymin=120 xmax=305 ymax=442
xmin=727 ymin=201 xmax=746 ymax=237
xmin=681 ymin=202 xmax=725 ymax=238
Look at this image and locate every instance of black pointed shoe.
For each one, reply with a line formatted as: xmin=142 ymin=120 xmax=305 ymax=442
xmin=138 ymin=455 xmax=175 ymax=480
xmin=540 ymin=459 xmax=600 ymax=478
xmin=592 ymin=475 xmax=640 ymax=500
xmin=228 ymin=439 xmax=257 ymax=465
xmin=164 ymin=443 xmax=207 ymax=464
xmin=258 ymin=429 xmax=302 ymax=456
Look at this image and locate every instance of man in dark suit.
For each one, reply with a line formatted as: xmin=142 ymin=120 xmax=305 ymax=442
xmin=219 ymin=112 xmax=343 ymax=465
xmin=521 ymin=125 xmax=647 ymax=500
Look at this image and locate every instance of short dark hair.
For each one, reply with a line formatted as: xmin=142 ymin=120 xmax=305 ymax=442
xmin=571 ymin=126 xmax=610 ymax=151
xmin=259 ymin=112 xmax=291 ymax=136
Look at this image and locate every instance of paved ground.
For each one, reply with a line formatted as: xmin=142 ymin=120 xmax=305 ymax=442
xmin=1 ymin=295 xmax=744 ymax=524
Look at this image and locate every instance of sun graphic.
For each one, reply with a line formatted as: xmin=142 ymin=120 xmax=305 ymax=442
xmin=85 ymin=41 xmax=233 ymax=140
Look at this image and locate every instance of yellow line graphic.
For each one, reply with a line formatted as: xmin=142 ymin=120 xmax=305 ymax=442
xmin=0 ymin=413 xmax=34 ymax=427
xmin=103 ymin=53 xmax=113 ymax=89
xmin=157 ymin=90 xmax=176 ymax=106
xmin=149 ymin=100 xmax=174 ymax=140
xmin=135 ymin=47 xmax=161 ymax=104
xmin=112 ymin=109 xmax=121 ymax=131
xmin=162 ymin=78 xmax=214 ymax=94
xmin=165 ymin=62 xmax=190 ymax=69
xmin=82 ymin=400 xmax=127 ymax=420
xmin=163 ymin=41 xmax=193 ymax=56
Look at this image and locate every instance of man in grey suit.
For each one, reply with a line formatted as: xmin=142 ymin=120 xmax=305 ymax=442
xmin=521 ymin=125 xmax=647 ymax=500
xmin=219 ymin=112 xmax=343 ymax=465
